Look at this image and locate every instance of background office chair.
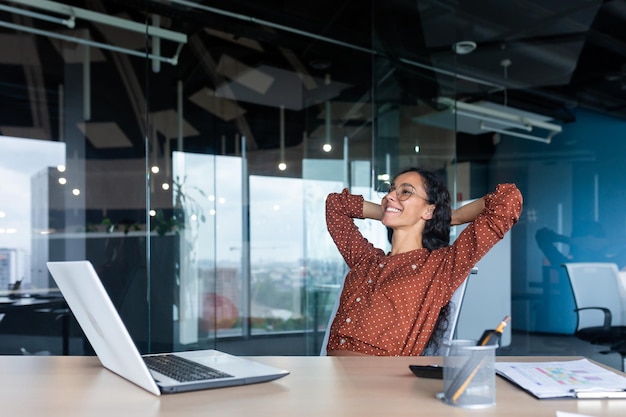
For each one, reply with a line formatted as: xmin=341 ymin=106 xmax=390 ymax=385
xmin=562 ymin=262 xmax=626 ymax=370
xmin=319 ymin=269 xmax=475 ymax=356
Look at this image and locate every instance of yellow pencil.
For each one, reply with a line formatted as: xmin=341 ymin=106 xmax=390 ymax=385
xmin=478 ymin=315 xmax=510 ymax=346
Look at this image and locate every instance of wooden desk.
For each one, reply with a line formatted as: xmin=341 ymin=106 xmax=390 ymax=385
xmin=1 ymin=355 xmax=625 ymax=416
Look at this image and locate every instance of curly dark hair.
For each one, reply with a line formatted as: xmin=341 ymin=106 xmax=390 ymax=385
xmin=390 ymin=167 xmax=451 ymax=250
xmin=422 ymin=303 xmax=451 ymax=355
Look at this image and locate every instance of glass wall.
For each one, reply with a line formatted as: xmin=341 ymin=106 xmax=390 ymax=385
xmin=1 ymin=1 xmax=625 ymax=368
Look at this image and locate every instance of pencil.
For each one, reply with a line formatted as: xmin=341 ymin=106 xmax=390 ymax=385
xmin=449 ymin=355 xmax=489 ymax=403
xmin=478 ymin=315 xmax=510 ymax=346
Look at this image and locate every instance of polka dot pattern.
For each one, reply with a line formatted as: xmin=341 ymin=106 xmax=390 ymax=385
xmin=324 ymin=184 xmax=523 ymax=356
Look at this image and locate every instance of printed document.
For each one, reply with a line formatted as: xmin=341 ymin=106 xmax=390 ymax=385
xmin=495 ymin=358 xmax=626 ymax=399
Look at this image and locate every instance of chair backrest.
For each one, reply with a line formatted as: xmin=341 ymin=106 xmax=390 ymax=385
xmin=562 ymin=262 xmax=626 ymax=330
xmin=319 ymin=280 xmax=344 ymax=356
xmin=319 ymin=268 xmax=475 ymax=356
xmin=421 ymin=268 xmax=475 ymax=356
xmin=441 ymin=272 xmax=471 ymax=342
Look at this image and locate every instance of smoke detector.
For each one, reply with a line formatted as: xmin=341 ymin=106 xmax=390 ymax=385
xmin=452 ymin=41 xmax=477 ymax=55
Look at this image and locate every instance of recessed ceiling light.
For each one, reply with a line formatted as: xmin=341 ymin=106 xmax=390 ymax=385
xmin=452 ymin=41 xmax=477 ymax=55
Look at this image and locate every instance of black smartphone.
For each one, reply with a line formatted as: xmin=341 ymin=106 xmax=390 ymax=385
xmin=409 ymin=364 xmax=443 ymax=379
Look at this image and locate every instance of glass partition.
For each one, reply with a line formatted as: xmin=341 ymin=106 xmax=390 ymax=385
xmin=1 ymin=1 xmax=625 ymax=370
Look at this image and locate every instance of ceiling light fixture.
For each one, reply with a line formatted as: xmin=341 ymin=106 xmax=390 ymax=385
xmin=323 ymin=101 xmax=332 ymax=152
xmin=278 ymin=105 xmax=286 ymax=171
xmin=0 ymin=2 xmax=74 ymax=27
xmin=2 ymin=0 xmax=187 ymax=65
xmin=454 ymin=109 xmax=532 ymax=132
xmin=436 ymin=97 xmax=562 ymax=144
xmin=479 ymin=122 xmax=550 ymax=144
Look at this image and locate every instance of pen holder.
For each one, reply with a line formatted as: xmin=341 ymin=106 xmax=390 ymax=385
xmin=441 ymin=340 xmax=496 ymax=408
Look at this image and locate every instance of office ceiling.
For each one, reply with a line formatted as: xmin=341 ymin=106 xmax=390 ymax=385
xmin=1 ymin=0 xmax=626 ymax=162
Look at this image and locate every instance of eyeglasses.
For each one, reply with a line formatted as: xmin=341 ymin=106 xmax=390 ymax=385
xmin=376 ymin=182 xmax=427 ymax=201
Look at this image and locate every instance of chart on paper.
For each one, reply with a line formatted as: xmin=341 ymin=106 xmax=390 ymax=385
xmin=515 ymin=364 xmax=607 ymax=387
xmin=495 ymin=359 xmax=626 ymax=399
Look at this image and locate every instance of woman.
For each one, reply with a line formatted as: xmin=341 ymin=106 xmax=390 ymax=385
xmin=325 ymin=167 xmax=523 ymax=356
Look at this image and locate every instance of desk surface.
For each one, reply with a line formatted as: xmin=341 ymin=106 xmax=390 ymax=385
xmin=1 ymin=355 xmax=625 ymax=417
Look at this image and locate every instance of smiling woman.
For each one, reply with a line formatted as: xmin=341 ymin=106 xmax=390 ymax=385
xmin=323 ymin=167 xmax=523 ymax=356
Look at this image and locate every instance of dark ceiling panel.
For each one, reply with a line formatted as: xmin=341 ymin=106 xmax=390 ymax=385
xmin=2 ymin=0 xmax=626 ymax=161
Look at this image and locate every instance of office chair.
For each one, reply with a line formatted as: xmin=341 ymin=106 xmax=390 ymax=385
xmin=319 ymin=269 xmax=475 ymax=356
xmin=420 ymin=270 xmax=473 ymax=356
xmin=562 ymin=262 xmax=626 ymax=370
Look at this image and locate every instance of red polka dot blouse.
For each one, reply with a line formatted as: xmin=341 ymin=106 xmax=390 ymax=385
xmin=325 ymin=183 xmax=523 ymax=356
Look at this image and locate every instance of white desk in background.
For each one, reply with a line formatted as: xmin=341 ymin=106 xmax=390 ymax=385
xmin=1 ymin=355 xmax=626 ymax=417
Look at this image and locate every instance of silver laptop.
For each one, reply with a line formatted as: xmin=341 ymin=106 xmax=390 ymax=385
xmin=46 ymin=260 xmax=289 ymax=396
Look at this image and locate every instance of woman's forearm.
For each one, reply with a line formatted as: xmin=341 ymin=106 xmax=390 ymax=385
xmin=451 ymin=197 xmax=485 ymax=225
xmin=363 ymin=200 xmax=383 ymax=220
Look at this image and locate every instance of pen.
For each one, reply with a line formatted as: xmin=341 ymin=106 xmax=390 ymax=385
xmin=571 ymin=388 xmax=626 ymax=399
xmin=477 ymin=315 xmax=510 ymax=346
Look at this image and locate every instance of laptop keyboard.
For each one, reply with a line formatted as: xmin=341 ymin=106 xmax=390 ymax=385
xmin=143 ymin=354 xmax=233 ymax=382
